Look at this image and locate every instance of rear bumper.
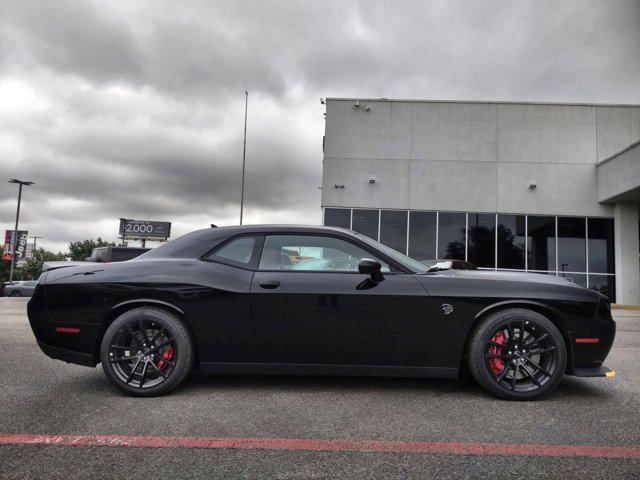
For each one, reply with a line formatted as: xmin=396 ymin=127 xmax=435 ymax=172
xmin=571 ymin=365 xmax=615 ymax=378
xmin=36 ymin=341 xmax=97 ymax=368
xmin=28 ymin=283 xmax=100 ymax=367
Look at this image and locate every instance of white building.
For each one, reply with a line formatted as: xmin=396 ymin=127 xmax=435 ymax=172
xmin=321 ymin=98 xmax=640 ymax=305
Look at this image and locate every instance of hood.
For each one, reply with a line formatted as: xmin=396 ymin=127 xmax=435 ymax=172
xmin=442 ymin=269 xmax=580 ymax=287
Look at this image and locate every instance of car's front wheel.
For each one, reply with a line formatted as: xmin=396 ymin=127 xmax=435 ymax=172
xmin=467 ymin=308 xmax=567 ymax=400
xmin=11 ymin=291 xmax=21 ymax=297
xmin=100 ymin=307 xmax=194 ymax=396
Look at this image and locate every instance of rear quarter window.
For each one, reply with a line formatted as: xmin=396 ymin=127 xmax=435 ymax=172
xmin=208 ymin=236 xmax=257 ymax=266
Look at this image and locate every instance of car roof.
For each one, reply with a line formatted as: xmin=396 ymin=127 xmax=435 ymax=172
xmin=139 ymin=225 xmax=355 ymax=260
xmin=209 ymin=224 xmax=352 ymax=235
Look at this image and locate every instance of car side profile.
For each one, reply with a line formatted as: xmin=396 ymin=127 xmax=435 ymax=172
xmin=28 ymin=225 xmax=615 ymax=400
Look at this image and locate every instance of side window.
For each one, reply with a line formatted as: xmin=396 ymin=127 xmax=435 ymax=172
xmin=94 ymin=249 xmax=107 ymax=261
xmin=258 ymin=235 xmax=390 ymax=272
xmin=209 ymin=236 xmax=256 ymax=266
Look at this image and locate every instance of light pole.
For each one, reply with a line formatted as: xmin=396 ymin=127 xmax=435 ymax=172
xmin=240 ymin=91 xmax=248 ymax=225
xmin=30 ymin=235 xmax=43 ymax=256
xmin=8 ymin=179 xmax=34 ymax=282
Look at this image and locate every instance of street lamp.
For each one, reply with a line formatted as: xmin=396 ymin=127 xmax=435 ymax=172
xmin=29 ymin=235 xmax=43 ymax=255
xmin=240 ymin=91 xmax=248 ymax=225
xmin=7 ymin=179 xmax=34 ymax=282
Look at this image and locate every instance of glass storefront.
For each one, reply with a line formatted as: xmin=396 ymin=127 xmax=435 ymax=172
xmin=324 ymin=208 xmax=616 ymax=301
xmin=438 ymin=213 xmax=466 ymax=260
xmin=352 ymin=209 xmax=378 ymax=240
xmin=497 ymin=214 xmax=526 ymax=270
xmin=379 ymin=210 xmax=408 ymax=254
xmin=408 ymin=211 xmax=437 ymax=261
xmin=527 ymin=216 xmax=556 ymax=271
xmin=468 ymin=213 xmax=495 ymax=268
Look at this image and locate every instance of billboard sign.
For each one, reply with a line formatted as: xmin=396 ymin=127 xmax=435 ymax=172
xmin=3 ymin=230 xmax=28 ymax=260
xmin=119 ymin=219 xmax=171 ymax=240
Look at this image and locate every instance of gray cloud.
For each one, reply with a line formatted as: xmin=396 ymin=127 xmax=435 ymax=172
xmin=0 ymin=0 xmax=639 ymax=252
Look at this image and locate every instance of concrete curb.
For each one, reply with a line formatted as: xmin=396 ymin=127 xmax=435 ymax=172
xmin=612 ymin=304 xmax=640 ymax=311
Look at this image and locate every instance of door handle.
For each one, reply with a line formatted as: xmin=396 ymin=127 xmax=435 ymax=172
xmin=259 ymin=281 xmax=280 ymax=289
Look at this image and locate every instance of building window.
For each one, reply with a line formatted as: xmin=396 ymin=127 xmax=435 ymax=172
xmin=527 ymin=216 xmax=556 ymax=271
xmin=559 ymin=272 xmax=586 ymax=287
xmin=588 ymin=274 xmax=615 ymax=300
xmin=468 ymin=213 xmax=496 ymax=268
xmin=380 ymin=210 xmax=408 ymax=254
xmin=438 ymin=212 xmax=465 ymax=260
xmin=558 ymin=217 xmax=586 ymax=274
xmin=409 ymin=211 xmax=437 ymax=261
xmin=323 ymin=207 xmax=616 ymax=301
xmin=497 ymin=214 xmax=525 ymax=269
xmin=352 ymin=209 xmax=379 ymax=241
xmin=324 ymin=208 xmax=351 ymax=229
xmin=588 ymin=218 xmax=615 ymax=274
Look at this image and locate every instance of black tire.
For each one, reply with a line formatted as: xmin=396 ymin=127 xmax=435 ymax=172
xmin=100 ymin=307 xmax=194 ymax=397
xmin=11 ymin=291 xmax=21 ymax=297
xmin=467 ymin=308 xmax=567 ymax=401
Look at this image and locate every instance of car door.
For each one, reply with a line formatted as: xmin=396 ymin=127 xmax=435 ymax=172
xmin=25 ymin=281 xmax=37 ymax=295
xmin=250 ymin=233 xmax=430 ymax=366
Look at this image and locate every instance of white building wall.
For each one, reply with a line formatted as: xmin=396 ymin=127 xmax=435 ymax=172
xmin=323 ymin=99 xmax=640 ymax=218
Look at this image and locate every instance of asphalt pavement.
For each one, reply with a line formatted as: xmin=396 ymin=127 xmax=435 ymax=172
xmin=1 ymin=297 xmax=639 ymax=479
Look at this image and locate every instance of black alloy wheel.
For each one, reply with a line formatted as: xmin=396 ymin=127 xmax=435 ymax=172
xmin=11 ymin=291 xmax=21 ymax=297
xmin=467 ymin=308 xmax=567 ymax=400
xmin=100 ymin=307 xmax=194 ymax=396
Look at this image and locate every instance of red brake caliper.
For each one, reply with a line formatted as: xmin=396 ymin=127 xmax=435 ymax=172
xmin=156 ymin=345 xmax=174 ymax=371
xmin=488 ymin=331 xmax=505 ymax=375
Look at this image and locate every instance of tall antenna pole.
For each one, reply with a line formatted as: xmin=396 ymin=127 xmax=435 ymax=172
xmin=240 ymin=91 xmax=248 ymax=225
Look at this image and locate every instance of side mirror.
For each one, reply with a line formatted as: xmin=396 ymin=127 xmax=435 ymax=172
xmin=358 ymin=258 xmax=384 ymax=283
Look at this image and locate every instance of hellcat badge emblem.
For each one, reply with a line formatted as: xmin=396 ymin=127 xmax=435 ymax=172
xmin=442 ymin=303 xmax=453 ymax=315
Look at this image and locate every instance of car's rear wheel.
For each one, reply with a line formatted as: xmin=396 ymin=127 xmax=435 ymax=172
xmin=100 ymin=307 xmax=194 ymax=397
xmin=11 ymin=291 xmax=21 ymax=297
xmin=467 ymin=308 xmax=566 ymax=400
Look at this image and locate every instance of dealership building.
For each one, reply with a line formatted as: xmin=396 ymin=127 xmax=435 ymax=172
xmin=321 ymin=98 xmax=640 ymax=305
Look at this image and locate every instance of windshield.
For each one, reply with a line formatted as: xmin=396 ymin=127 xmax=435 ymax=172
xmin=354 ymin=233 xmax=428 ymax=273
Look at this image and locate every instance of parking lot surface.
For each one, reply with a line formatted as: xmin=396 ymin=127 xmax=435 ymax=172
xmin=1 ymin=297 xmax=639 ymax=479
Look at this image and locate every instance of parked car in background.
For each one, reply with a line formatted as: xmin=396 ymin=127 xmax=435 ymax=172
xmin=85 ymin=246 xmax=151 ymax=263
xmin=5 ymin=280 xmax=38 ymax=297
xmin=420 ymin=259 xmax=477 ymax=271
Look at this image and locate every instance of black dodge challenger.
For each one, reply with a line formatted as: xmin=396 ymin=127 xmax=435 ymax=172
xmin=28 ymin=225 xmax=616 ymax=400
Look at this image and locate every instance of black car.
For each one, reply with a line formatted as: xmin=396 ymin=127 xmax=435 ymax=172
xmin=85 ymin=246 xmax=151 ymax=263
xmin=27 ymin=225 xmax=615 ymax=400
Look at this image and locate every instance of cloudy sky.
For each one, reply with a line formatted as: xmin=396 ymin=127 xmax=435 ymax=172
xmin=1 ymin=0 xmax=639 ymax=252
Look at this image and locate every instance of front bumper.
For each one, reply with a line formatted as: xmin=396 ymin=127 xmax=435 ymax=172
xmin=572 ymin=365 xmax=616 ymax=378
xmin=567 ymin=299 xmax=616 ymax=374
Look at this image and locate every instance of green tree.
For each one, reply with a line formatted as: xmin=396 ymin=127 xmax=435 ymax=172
xmin=0 ymin=258 xmax=13 ymax=283
xmin=18 ymin=248 xmax=67 ymax=280
xmin=68 ymin=237 xmax=115 ymax=261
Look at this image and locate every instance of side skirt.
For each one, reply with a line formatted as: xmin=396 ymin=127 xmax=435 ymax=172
xmin=200 ymin=362 xmax=459 ymax=379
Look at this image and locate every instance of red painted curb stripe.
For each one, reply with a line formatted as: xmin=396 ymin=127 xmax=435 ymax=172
xmin=1 ymin=434 xmax=639 ymax=459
